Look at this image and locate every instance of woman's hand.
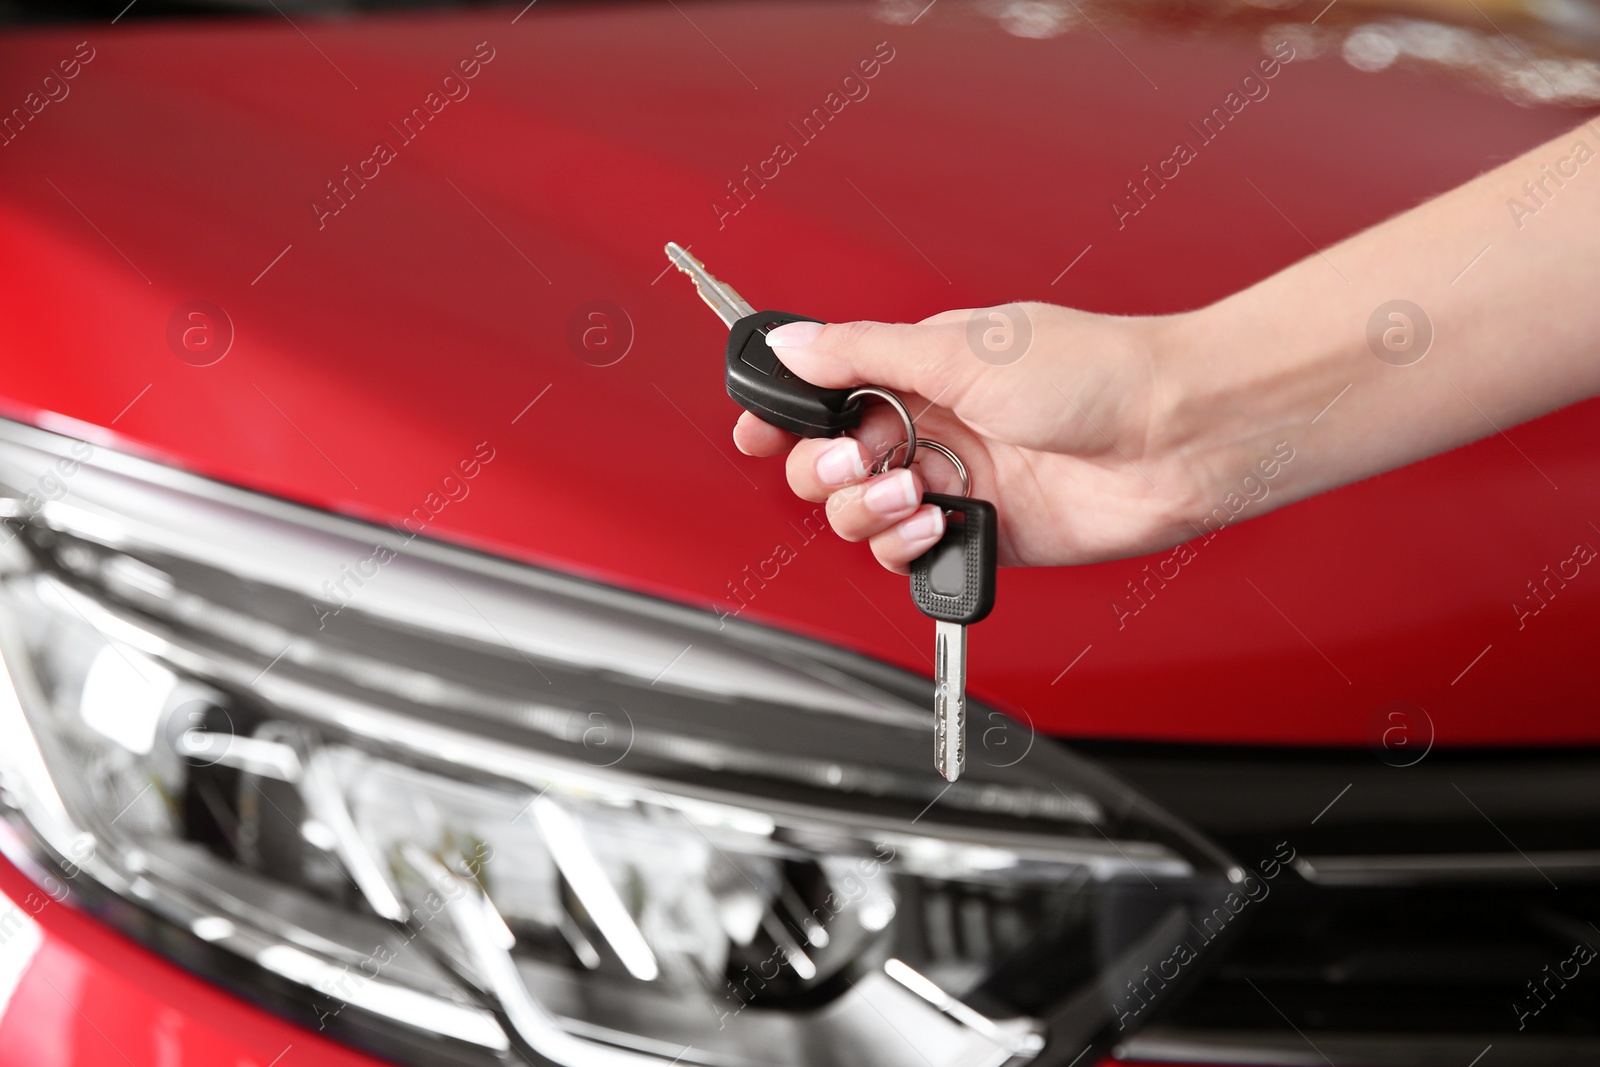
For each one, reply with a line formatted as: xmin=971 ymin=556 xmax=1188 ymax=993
xmin=732 ymin=304 xmax=1215 ymax=572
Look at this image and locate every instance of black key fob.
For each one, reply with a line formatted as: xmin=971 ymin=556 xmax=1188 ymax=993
xmin=910 ymin=494 xmax=998 ymax=625
xmin=726 ymin=311 xmax=864 ymax=438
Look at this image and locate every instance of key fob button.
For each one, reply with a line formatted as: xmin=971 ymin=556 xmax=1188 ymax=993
xmin=738 ymin=335 xmax=781 ymax=375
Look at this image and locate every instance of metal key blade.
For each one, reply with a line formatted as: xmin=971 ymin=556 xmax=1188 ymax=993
xmin=910 ymin=494 xmax=996 ymax=781
xmin=933 ymin=619 xmax=967 ymax=782
xmin=664 ymin=242 xmax=756 ymax=328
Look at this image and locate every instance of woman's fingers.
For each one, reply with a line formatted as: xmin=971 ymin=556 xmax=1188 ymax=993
xmin=824 ymin=467 xmax=931 ymax=542
xmin=741 ymin=397 xmax=969 ymax=571
xmin=868 ymin=505 xmax=947 ymax=574
xmin=785 ymin=437 xmax=870 ymax=502
xmin=734 ymin=395 xmax=914 ymax=462
xmin=732 ymin=411 xmax=796 ymax=456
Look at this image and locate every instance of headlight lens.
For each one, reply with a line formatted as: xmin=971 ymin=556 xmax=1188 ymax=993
xmin=0 ymin=419 xmax=1235 ymax=1066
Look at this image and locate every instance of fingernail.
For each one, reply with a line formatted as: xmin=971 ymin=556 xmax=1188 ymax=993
xmin=898 ymin=506 xmax=945 ymax=543
xmin=765 ymin=321 xmax=825 ymax=348
xmin=815 ymin=439 xmax=866 ymax=487
xmin=863 ymin=469 xmax=919 ymax=517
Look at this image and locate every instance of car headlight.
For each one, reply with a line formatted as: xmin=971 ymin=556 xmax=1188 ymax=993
xmin=0 ymin=417 xmax=1236 ymax=1066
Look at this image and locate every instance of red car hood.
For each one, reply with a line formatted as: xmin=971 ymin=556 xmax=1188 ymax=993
xmin=0 ymin=2 xmax=1595 ymax=747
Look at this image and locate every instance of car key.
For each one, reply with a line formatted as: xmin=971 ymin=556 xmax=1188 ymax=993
xmin=665 ymin=243 xmax=866 ymax=438
xmin=910 ymin=493 xmax=998 ymax=782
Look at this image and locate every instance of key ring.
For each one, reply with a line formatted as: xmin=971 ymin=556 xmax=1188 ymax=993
xmin=876 ymin=438 xmax=970 ymax=497
xmin=846 ymin=386 xmax=917 ymax=470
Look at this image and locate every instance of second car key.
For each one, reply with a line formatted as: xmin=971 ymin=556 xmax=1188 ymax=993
xmin=669 ymin=242 xmax=985 ymax=780
xmin=910 ymin=475 xmax=998 ymax=783
xmin=665 ymin=242 xmax=869 ymax=439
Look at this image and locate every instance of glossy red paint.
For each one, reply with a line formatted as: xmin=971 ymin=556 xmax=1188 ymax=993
xmin=0 ymin=4 xmax=1595 ymax=751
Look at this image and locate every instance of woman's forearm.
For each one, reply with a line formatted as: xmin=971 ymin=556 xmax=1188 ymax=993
xmin=1162 ymin=120 xmax=1600 ymax=513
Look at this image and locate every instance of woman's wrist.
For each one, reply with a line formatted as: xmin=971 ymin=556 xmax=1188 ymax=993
xmin=1146 ymin=285 xmax=1365 ymax=530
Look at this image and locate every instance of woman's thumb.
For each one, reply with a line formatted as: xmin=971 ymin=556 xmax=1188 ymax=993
xmin=765 ymin=316 xmax=989 ymax=404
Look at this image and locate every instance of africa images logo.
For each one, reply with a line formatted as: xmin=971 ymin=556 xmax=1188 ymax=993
xmin=1111 ymin=41 xmax=1296 ymax=230
xmin=311 ymin=42 xmax=497 ymax=230
xmin=710 ymin=41 xmax=896 ymax=230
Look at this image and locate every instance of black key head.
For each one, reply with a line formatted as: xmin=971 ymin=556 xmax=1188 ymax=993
xmin=726 ymin=311 xmax=864 ymax=438
xmin=910 ymin=494 xmax=997 ymax=625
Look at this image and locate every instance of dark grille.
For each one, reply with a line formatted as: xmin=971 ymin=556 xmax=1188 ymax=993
xmin=1075 ymin=742 xmax=1600 ymax=1065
